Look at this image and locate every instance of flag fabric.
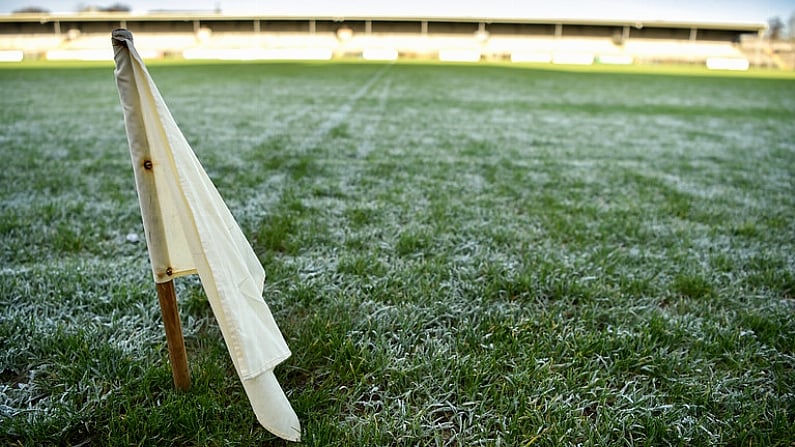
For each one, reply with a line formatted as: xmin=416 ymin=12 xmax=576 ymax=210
xmin=112 ymin=29 xmax=300 ymax=442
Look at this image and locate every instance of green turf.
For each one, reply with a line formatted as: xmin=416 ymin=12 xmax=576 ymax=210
xmin=1 ymin=61 xmax=794 ymax=446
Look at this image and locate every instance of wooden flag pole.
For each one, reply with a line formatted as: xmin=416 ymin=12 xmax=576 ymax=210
xmin=113 ymin=29 xmax=190 ymax=392
xmin=156 ymin=280 xmax=191 ymax=391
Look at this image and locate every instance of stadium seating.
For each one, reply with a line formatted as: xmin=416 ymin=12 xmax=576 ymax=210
xmin=0 ymin=35 xmax=63 ymax=53
xmin=624 ymin=39 xmax=744 ymax=63
xmin=0 ymin=15 xmax=758 ymax=68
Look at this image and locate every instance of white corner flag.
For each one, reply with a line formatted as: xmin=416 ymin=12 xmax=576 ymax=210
xmin=112 ymin=29 xmax=300 ymax=442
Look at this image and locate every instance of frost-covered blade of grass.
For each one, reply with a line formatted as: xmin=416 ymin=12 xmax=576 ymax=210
xmin=1 ymin=62 xmax=794 ymax=446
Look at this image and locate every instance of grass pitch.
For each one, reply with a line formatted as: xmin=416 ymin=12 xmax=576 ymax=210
xmin=1 ymin=61 xmax=794 ymax=446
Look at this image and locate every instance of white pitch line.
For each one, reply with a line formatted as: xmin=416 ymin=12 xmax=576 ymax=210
xmin=356 ymin=77 xmax=392 ymax=159
xmin=297 ymin=63 xmax=392 ymax=153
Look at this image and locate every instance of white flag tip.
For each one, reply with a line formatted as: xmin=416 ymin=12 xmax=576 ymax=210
xmin=244 ymin=370 xmax=301 ymax=442
xmin=112 ymin=28 xmax=133 ymax=40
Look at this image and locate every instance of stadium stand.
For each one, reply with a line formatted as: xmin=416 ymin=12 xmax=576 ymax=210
xmin=0 ymin=12 xmax=767 ymax=69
